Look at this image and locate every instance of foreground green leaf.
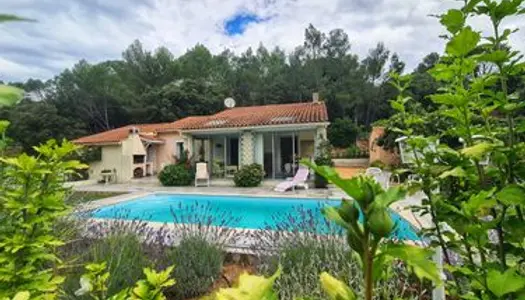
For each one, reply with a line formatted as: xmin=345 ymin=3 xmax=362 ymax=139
xmin=374 ymin=186 xmax=407 ymax=207
xmin=323 ymin=206 xmax=350 ymax=229
xmin=214 ymin=266 xmax=281 ymax=300
xmin=320 ymin=272 xmax=356 ymax=300
xmin=431 ymin=93 xmax=468 ymax=106
xmin=382 ymin=244 xmax=442 ymax=284
xmin=12 ymin=291 xmax=30 ymax=300
xmin=439 ymin=167 xmax=466 ymax=178
xmin=496 ymin=184 xmax=525 ymax=206
xmin=0 ymin=85 xmax=25 ymax=107
xmin=487 ymin=268 xmax=525 ymax=297
xmin=0 ymin=14 xmax=36 ymax=23
xmin=461 ymin=142 xmax=493 ymax=159
xmin=302 ymin=159 xmax=366 ymax=202
xmin=440 ymin=9 xmax=465 ymax=34
xmin=446 ymin=26 xmax=480 ymax=56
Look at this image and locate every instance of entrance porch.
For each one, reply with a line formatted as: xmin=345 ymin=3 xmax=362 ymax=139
xmin=188 ymin=126 xmax=327 ymax=179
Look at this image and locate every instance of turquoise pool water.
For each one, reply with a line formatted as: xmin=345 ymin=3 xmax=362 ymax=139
xmin=92 ymin=193 xmax=420 ymax=241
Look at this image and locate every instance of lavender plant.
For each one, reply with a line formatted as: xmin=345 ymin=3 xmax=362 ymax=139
xmin=253 ymin=203 xmax=352 ymax=299
xmin=164 ymin=237 xmax=224 ymax=300
xmin=169 ymin=201 xmax=244 ymax=247
xmin=84 ymin=210 xmax=173 ymax=246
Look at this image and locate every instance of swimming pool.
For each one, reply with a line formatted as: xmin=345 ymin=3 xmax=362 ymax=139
xmin=92 ymin=193 xmax=420 ymax=241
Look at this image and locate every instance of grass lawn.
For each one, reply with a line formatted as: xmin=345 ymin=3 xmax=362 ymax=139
xmin=67 ymin=191 xmax=127 ymax=204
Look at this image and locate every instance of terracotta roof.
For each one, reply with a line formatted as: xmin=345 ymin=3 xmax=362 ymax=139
xmin=73 ymin=102 xmax=328 ymax=144
xmin=73 ymin=123 xmax=175 ymax=145
xmin=170 ymin=116 xmax=211 ymax=129
xmin=173 ymin=102 xmax=328 ymax=130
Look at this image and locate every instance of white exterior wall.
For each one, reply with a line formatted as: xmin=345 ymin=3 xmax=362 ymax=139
xmin=87 ymin=134 xmax=151 ymax=183
xmin=88 ymin=144 xmax=128 ymax=183
xmin=155 ymin=132 xmax=184 ymax=171
xmin=298 ymin=131 xmax=315 ymax=159
xmin=121 ymin=135 xmax=141 ymax=181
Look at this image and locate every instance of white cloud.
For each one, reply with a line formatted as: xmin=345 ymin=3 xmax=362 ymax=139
xmin=0 ymin=57 xmax=54 ymax=80
xmin=1 ymin=0 xmax=524 ymax=82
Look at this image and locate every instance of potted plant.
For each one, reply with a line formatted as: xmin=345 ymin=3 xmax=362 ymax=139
xmin=313 ymin=139 xmax=333 ymax=188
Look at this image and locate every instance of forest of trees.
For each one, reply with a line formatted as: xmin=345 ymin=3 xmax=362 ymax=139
xmin=0 ymin=24 xmax=442 ymax=152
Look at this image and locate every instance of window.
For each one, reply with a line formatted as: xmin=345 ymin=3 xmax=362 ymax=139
xmin=175 ymin=142 xmax=184 ymax=159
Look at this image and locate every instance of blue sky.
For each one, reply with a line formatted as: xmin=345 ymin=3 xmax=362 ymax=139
xmin=1 ymin=0 xmax=524 ymax=82
xmin=225 ymin=13 xmax=270 ymax=36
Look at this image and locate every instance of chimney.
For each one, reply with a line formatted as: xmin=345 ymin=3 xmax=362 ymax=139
xmin=129 ymin=126 xmax=140 ymax=135
xmin=312 ymin=92 xmax=319 ymax=103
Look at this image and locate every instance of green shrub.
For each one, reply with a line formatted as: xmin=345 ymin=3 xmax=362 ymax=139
xmin=328 ymin=118 xmax=359 ymax=148
xmin=313 ymin=140 xmax=333 ymax=188
xmin=158 ymin=164 xmax=193 ymax=186
xmin=233 ymin=163 xmax=264 ymax=187
xmin=165 ymin=237 xmax=224 ymax=299
xmin=314 ymin=153 xmax=333 ymax=184
xmin=0 ymin=139 xmax=86 ymax=299
xmin=345 ymin=145 xmax=368 ymax=158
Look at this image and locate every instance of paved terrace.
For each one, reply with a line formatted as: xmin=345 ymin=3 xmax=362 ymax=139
xmin=71 ymin=177 xmax=338 ymax=197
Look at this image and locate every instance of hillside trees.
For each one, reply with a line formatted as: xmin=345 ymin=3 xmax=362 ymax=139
xmin=3 ymin=25 xmax=444 ymax=150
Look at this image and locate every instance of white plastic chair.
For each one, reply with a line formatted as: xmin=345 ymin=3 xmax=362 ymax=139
xmin=195 ymin=162 xmax=210 ymax=187
xmin=274 ymin=167 xmax=309 ymax=192
xmin=365 ymin=167 xmax=382 ymax=176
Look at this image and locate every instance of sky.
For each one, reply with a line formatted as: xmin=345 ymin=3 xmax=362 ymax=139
xmin=1 ymin=0 xmax=524 ymax=82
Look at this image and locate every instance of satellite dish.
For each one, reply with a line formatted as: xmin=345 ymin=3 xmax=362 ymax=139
xmin=224 ymin=97 xmax=236 ymax=108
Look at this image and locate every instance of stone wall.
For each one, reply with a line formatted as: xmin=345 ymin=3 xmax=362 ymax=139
xmin=240 ymin=131 xmax=254 ymax=166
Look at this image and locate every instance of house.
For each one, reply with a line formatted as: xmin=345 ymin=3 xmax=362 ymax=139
xmin=73 ymin=94 xmax=329 ymax=183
